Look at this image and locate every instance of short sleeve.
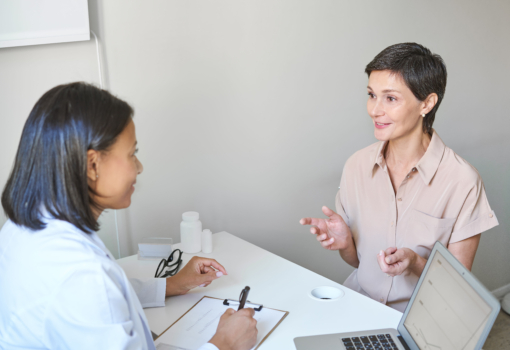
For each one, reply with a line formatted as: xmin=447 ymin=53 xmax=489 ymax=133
xmin=130 ymin=278 xmax=167 ymax=308
xmin=198 ymin=343 xmax=220 ymax=350
xmin=449 ymin=177 xmax=499 ymax=243
xmin=43 ymin=261 xmax=147 ymax=350
xmin=335 ymin=166 xmax=350 ymax=226
xmin=335 ymin=190 xmax=349 ymax=226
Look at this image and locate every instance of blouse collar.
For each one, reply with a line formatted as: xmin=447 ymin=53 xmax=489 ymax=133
xmin=370 ymin=129 xmax=446 ymax=185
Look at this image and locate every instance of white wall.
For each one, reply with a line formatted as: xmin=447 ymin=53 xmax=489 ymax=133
xmin=1 ymin=0 xmax=509 ymax=291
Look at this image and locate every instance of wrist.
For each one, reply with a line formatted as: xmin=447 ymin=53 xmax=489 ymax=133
xmin=165 ymin=276 xmax=185 ymax=297
xmin=209 ymin=336 xmax=231 ymax=350
xmin=336 ymin=234 xmax=354 ymax=251
xmin=410 ymin=252 xmax=426 ymax=276
xmin=165 ymin=277 xmax=173 ymax=296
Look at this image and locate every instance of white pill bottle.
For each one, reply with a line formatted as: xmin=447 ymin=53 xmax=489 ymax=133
xmin=201 ymin=229 xmax=213 ymax=254
xmin=180 ymin=211 xmax=202 ymax=254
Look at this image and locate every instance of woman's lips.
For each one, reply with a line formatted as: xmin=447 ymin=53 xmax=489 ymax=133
xmin=375 ymin=121 xmax=392 ymax=129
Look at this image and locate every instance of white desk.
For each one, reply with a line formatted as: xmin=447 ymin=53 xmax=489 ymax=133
xmin=118 ymin=232 xmax=402 ymax=349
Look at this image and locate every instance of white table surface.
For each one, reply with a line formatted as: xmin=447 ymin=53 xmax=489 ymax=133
xmin=117 ymin=232 xmax=403 ymax=349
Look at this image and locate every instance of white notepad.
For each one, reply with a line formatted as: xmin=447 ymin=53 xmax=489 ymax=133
xmin=154 ymin=296 xmax=288 ymax=350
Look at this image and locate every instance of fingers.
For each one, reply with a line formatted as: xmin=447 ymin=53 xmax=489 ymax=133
xmin=320 ymin=236 xmax=335 ymax=248
xmin=203 ymin=269 xmax=222 ymax=283
xmin=299 ymin=217 xmax=322 ymax=226
xmin=194 ymin=257 xmax=228 ymax=275
xmin=300 ymin=207 xmax=341 ymax=226
xmin=208 ymin=260 xmax=228 ymax=275
xmin=384 ymin=247 xmax=397 ymax=256
xmin=321 ymin=206 xmax=342 ymax=221
xmin=224 ymin=308 xmax=235 ymax=316
xmin=377 ymin=250 xmax=391 ymax=273
xmin=310 ymin=226 xmax=321 ymax=235
xmin=385 ymin=248 xmax=403 ymax=265
xmin=202 ymin=266 xmax=223 ymax=277
xmin=238 ymin=308 xmax=256 ymax=318
xmin=377 ymin=249 xmax=407 ymax=276
xmin=191 ymin=266 xmax=224 ymax=289
xmin=201 ymin=266 xmax=224 ymax=278
xmin=315 ymin=232 xmax=328 ymax=242
xmin=315 ymin=230 xmax=334 ymax=247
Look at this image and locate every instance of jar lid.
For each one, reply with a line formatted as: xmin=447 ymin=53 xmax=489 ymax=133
xmin=182 ymin=211 xmax=199 ymax=221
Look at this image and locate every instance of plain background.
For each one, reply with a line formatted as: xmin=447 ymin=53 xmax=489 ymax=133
xmin=0 ymin=0 xmax=508 ymax=293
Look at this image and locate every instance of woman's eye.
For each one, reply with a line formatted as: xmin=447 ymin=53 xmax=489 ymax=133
xmin=133 ymin=148 xmax=139 ymax=156
xmin=387 ymin=96 xmax=396 ymax=102
xmin=367 ymin=92 xmax=375 ymax=98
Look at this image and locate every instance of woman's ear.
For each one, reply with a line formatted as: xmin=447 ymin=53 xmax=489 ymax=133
xmin=87 ymin=149 xmax=100 ymax=183
xmin=421 ymin=93 xmax=438 ymax=115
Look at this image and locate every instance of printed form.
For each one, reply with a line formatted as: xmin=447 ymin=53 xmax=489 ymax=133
xmin=155 ymin=297 xmax=288 ymax=350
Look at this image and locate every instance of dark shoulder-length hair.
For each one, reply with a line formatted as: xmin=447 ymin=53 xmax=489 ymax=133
xmin=2 ymin=82 xmax=133 ymax=233
xmin=365 ymin=42 xmax=447 ymax=134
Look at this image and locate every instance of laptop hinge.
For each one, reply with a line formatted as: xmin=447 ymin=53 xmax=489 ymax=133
xmin=397 ymin=335 xmax=411 ymax=350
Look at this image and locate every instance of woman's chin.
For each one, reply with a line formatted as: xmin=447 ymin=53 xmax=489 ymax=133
xmin=110 ymin=198 xmax=132 ymax=210
xmin=122 ymin=198 xmax=132 ymax=209
xmin=374 ymin=127 xmax=392 ymax=141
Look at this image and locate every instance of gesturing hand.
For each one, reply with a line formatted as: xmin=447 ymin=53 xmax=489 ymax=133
xmin=377 ymin=247 xmax=425 ymax=277
xmin=166 ymin=256 xmax=228 ymax=296
xmin=300 ymin=206 xmax=352 ymax=250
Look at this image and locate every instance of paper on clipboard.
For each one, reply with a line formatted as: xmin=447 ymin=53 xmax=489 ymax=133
xmin=154 ymin=296 xmax=288 ymax=350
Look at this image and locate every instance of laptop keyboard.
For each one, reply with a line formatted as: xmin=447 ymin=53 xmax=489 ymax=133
xmin=341 ymin=334 xmax=398 ymax=350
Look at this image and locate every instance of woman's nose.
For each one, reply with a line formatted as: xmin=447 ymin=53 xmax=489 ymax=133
xmin=137 ymin=158 xmax=144 ymax=175
xmin=369 ymin=98 xmax=384 ymax=117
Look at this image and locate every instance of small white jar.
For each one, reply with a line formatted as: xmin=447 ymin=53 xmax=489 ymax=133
xmin=201 ymin=229 xmax=213 ymax=254
xmin=180 ymin=212 xmax=202 ymax=253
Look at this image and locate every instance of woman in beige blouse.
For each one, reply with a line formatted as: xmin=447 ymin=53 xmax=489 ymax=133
xmin=300 ymin=42 xmax=498 ymax=312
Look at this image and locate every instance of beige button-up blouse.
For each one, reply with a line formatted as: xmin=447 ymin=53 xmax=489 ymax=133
xmin=335 ymin=130 xmax=498 ymax=312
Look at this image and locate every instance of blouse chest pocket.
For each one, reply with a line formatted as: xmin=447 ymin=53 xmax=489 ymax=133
xmin=406 ymin=210 xmax=457 ymax=259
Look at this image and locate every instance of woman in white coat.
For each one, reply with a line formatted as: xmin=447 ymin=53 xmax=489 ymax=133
xmin=0 ymin=82 xmax=257 ymax=350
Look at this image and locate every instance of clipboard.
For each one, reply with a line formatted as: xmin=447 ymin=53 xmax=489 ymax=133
xmin=154 ymin=296 xmax=289 ymax=350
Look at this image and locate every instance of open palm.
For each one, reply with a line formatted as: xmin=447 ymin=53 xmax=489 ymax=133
xmin=300 ymin=206 xmax=351 ymax=250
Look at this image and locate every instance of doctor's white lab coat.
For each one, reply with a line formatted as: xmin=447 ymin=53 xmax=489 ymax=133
xmin=0 ymin=217 xmax=217 ymax=350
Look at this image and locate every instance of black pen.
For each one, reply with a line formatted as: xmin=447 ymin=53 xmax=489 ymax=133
xmin=238 ymin=286 xmax=250 ymax=310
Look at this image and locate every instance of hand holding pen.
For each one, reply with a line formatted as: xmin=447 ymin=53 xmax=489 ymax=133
xmin=210 ymin=286 xmax=257 ymax=350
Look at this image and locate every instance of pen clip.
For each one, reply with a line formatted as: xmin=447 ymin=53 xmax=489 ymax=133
xmin=223 ymin=299 xmax=263 ymax=311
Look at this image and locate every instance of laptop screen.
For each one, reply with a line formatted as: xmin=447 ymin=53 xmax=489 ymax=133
xmin=403 ymin=251 xmax=493 ymax=350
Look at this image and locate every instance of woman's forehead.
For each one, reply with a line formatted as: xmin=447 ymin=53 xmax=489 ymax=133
xmin=114 ymin=120 xmax=136 ymax=148
xmin=368 ymin=70 xmax=407 ymax=92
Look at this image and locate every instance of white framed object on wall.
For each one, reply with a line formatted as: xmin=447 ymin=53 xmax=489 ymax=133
xmin=0 ymin=0 xmax=90 ymax=48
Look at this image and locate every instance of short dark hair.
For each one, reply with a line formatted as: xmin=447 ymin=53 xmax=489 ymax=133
xmin=365 ymin=42 xmax=447 ymax=134
xmin=2 ymin=82 xmax=133 ymax=233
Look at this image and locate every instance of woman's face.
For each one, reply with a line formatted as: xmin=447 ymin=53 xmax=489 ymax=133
xmin=367 ymin=70 xmax=426 ymax=142
xmin=88 ymin=120 xmax=143 ymax=211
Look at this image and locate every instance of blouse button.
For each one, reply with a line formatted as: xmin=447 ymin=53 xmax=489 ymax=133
xmin=398 ymin=198 xmax=402 ymax=201
xmin=489 ymin=213 xmax=493 ymax=218
xmin=380 ymin=298 xmax=384 ymax=302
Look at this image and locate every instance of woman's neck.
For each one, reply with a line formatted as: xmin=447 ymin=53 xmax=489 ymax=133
xmin=91 ymin=205 xmax=103 ymax=222
xmin=385 ymin=127 xmax=431 ymax=171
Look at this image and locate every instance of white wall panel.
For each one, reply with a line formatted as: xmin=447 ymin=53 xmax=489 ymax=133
xmin=0 ymin=0 xmax=89 ymax=48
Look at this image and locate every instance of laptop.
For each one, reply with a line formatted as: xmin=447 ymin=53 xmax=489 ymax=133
xmin=294 ymin=241 xmax=500 ymax=350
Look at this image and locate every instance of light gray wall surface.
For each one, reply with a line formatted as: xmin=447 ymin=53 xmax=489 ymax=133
xmin=1 ymin=0 xmax=509 ymax=291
